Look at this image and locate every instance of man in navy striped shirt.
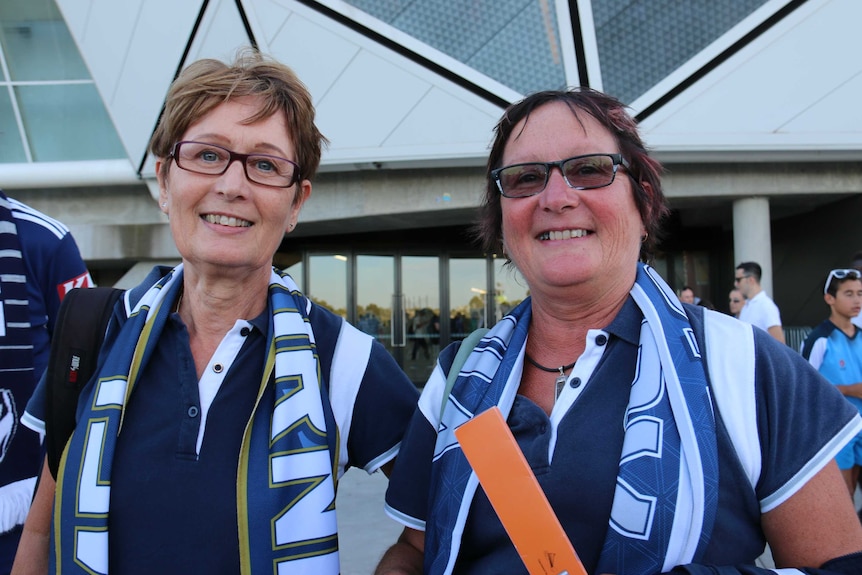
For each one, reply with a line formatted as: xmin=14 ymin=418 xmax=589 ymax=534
xmin=0 ymin=191 xmax=91 ymax=574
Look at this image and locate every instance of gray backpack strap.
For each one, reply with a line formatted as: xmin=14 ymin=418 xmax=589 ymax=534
xmin=440 ymin=328 xmax=489 ymax=420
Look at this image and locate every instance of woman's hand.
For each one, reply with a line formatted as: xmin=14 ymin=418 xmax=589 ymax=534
xmin=373 ymin=527 xmax=424 ymax=575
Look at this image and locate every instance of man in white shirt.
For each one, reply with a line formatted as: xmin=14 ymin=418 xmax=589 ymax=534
xmin=736 ymin=261 xmax=785 ymax=344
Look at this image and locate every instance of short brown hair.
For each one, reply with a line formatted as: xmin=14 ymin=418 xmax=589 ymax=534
xmin=150 ymin=49 xmax=327 ymax=192
xmin=473 ymin=88 xmax=668 ymax=262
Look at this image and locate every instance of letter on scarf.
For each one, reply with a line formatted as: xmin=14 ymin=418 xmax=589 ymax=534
xmin=269 ymin=316 xmax=337 ymax=570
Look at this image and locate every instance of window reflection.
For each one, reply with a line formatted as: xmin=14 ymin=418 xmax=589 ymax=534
xmin=402 ymin=256 xmax=439 ymax=382
xmin=0 ymin=89 xmax=26 ymax=162
xmin=281 ymin=258 xmax=303 ymax=291
xmin=493 ymin=258 xmax=528 ymax=322
xmin=0 ymin=2 xmax=89 ymax=81
xmin=356 ymin=255 xmax=394 ymax=348
xmin=16 ymin=84 xmax=125 ymax=161
xmin=308 ymin=254 xmax=348 ymax=318
xmin=0 ymin=0 xmax=124 ymax=163
xmin=449 ymin=258 xmax=487 ymax=340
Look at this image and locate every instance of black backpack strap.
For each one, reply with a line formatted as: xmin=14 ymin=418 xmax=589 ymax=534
xmin=45 ymin=286 xmax=123 ymax=479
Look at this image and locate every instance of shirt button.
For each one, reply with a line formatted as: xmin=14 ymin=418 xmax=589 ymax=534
xmin=240 ymin=327 xmax=250 ymax=337
xmin=570 ymin=377 xmax=582 ymax=388
xmin=595 ymin=334 xmax=608 ymax=346
xmin=213 ymin=363 xmax=224 ymax=374
xmin=187 ymin=406 xmax=199 ymax=418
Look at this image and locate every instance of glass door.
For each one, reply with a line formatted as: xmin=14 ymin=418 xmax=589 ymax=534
xmin=493 ymin=258 xmax=529 ymax=322
xmin=448 ymin=257 xmax=489 ymax=340
xmin=401 ymin=256 xmax=440 ymax=384
xmin=307 ymin=254 xmax=348 ymax=318
xmin=356 ymin=255 xmax=394 ymax=354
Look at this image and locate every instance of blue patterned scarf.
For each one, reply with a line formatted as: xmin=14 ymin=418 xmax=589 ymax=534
xmin=54 ymin=265 xmax=340 ymax=574
xmin=428 ymin=263 xmax=718 ymax=574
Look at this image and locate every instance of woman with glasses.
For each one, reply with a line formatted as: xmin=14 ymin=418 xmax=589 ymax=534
xmin=376 ymin=89 xmax=862 ymax=575
xmin=13 ymin=51 xmax=418 ymax=575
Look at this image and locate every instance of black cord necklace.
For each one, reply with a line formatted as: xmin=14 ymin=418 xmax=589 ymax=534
xmin=525 ymin=353 xmax=575 ymax=400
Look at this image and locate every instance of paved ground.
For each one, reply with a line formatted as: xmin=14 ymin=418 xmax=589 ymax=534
xmin=337 ymin=469 xmax=403 ymax=575
xmin=334 ymin=469 xmax=861 ymax=574
xmin=334 ymin=470 xmax=775 ymax=573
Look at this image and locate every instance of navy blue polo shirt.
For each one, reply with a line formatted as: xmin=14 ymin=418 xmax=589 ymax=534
xmin=108 ymin=305 xmax=270 ymax=574
xmin=386 ymin=298 xmax=859 ymax=574
xmin=454 ymin=298 xmax=642 ymax=573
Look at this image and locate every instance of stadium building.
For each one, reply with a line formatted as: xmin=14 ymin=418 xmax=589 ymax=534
xmin=2 ymin=0 xmax=860 ymax=381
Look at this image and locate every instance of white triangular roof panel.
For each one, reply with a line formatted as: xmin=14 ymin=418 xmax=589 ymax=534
xmin=252 ymin=0 xmax=501 ymax=167
xmin=641 ymin=0 xmax=862 ymax=154
xmin=781 ymin=72 xmax=862 ymax=135
xmin=248 ymin=0 xmax=292 ymax=45
xmin=187 ymin=0 xmax=255 ymax=64
xmin=57 ymin=0 xmax=503 ymax=175
xmin=314 ymin=51 xmax=432 ymax=148
xmin=263 ymin=12 xmax=362 ymax=107
xmin=56 ymin=0 xmax=206 ymax=164
xmin=386 ymin=88 xmax=495 ymax=149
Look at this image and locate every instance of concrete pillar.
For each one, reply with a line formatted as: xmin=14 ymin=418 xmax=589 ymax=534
xmin=733 ymin=197 xmax=774 ymax=296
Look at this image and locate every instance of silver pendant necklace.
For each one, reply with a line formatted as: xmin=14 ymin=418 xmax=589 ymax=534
xmin=525 ymin=353 xmax=576 ymax=400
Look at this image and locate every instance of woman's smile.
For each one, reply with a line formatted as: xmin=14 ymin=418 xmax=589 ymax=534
xmin=201 ymin=213 xmax=253 ymax=228
xmin=537 ymin=228 xmax=591 ymax=241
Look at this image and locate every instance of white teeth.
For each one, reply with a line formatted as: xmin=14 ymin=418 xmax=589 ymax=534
xmin=540 ymin=229 xmax=588 ymax=240
xmin=204 ymin=214 xmax=251 ymax=227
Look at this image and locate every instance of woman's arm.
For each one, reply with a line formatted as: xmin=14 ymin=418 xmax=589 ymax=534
xmin=666 ymin=460 xmax=862 ymax=574
xmin=374 ymin=527 xmax=425 ymax=575
xmin=11 ymin=459 xmax=54 ymax=575
xmin=763 ymin=459 xmax=862 ymax=567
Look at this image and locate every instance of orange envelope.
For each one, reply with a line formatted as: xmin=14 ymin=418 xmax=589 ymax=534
xmin=455 ymin=406 xmax=587 ymax=575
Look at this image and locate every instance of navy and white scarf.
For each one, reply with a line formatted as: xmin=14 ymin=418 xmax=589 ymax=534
xmin=54 ymin=265 xmax=340 ymax=574
xmin=428 ymin=263 xmax=719 ymax=574
xmin=0 ymin=191 xmax=41 ymax=534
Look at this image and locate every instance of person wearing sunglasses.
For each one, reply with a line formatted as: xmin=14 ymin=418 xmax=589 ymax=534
xmin=735 ymin=261 xmax=786 ymax=344
xmin=851 ymin=252 xmax=862 ymax=331
xmin=376 ymin=88 xmax=862 ymax=575
xmin=13 ymin=51 xmax=419 ymax=575
xmin=802 ymin=269 xmax=862 ymax=499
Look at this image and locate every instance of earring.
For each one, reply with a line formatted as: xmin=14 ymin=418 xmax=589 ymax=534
xmin=161 ymin=202 xmax=167 ymax=208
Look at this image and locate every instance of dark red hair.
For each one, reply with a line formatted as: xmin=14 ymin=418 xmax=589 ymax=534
xmin=473 ymin=88 xmax=669 ymax=262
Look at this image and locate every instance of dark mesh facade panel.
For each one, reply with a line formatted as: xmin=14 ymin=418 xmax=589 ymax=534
xmin=592 ymin=0 xmax=770 ymax=103
xmin=344 ymin=0 xmax=566 ymax=95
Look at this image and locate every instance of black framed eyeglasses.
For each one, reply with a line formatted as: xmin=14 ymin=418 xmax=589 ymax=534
xmin=824 ymin=268 xmax=862 ymax=294
xmin=491 ymin=153 xmax=629 ymax=198
xmin=733 ymin=274 xmax=750 ymax=283
xmin=170 ymin=141 xmax=301 ymax=188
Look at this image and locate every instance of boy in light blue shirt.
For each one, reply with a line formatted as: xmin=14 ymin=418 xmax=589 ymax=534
xmin=803 ymin=268 xmax=862 ymax=497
